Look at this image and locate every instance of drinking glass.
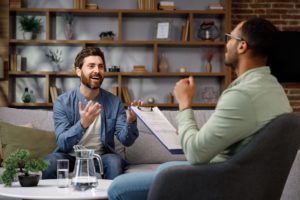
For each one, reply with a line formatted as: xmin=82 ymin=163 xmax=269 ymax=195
xmin=57 ymin=159 xmax=69 ymax=188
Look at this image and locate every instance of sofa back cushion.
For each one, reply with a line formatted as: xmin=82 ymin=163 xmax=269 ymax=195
xmin=0 ymin=121 xmax=56 ymax=166
xmin=0 ymin=107 xmax=54 ymax=131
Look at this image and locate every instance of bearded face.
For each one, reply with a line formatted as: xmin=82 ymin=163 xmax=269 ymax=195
xmin=77 ymin=56 xmax=105 ymax=90
xmin=81 ymin=71 xmax=104 ymax=89
xmin=225 ymin=45 xmax=239 ymax=69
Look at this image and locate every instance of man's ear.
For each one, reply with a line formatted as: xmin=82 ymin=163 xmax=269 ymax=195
xmin=237 ymin=41 xmax=248 ymax=54
xmin=75 ymin=67 xmax=81 ymax=77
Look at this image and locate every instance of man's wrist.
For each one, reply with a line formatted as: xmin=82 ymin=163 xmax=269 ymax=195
xmin=179 ymin=102 xmax=192 ymax=112
xmin=179 ymin=106 xmax=191 ymax=112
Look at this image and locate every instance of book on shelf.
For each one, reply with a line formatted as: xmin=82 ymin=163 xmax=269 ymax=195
xmin=159 ymin=1 xmax=174 ymax=6
xmin=111 ymin=85 xmax=118 ymax=96
xmin=137 ymin=0 xmax=156 ymax=10
xmin=122 ymin=87 xmax=131 ymax=103
xmin=86 ymin=3 xmax=97 ymax=9
xmin=73 ymin=0 xmax=86 ymax=9
xmin=81 ymin=0 xmax=86 ymax=9
xmin=10 ymin=54 xmax=17 ymax=72
xmin=10 ymin=0 xmax=22 ymax=8
xmin=132 ymin=65 xmax=146 ymax=73
xmin=16 ymin=55 xmax=22 ymax=71
xmin=208 ymin=3 xmax=224 ymax=10
xmin=131 ymin=106 xmax=183 ymax=154
xmin=159 ymin=5 xmax=176 ymax=10
xmin=158 ymin=2 xmax=176 ymax=10
xmin=181 ymin=19 xmax=190 ymax=41
xmin=49 ymin=86 xmax=58 ymax=103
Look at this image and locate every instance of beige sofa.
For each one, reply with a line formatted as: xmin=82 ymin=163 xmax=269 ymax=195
xmin=0 ymin=107 xmax=299 ymax=200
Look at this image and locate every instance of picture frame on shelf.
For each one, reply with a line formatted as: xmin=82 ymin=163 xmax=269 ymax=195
xmin=154 ymin=21 xmax=172 ymax=40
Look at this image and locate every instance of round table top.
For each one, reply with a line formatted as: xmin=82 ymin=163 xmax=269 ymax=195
xmin=0 ymin=179 xmax=112 ymax=200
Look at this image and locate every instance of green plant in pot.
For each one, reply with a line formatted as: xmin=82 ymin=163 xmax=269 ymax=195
xmin=19 ymin=15 xmax=41 ymax=40
xmin=0 ymin=149 xmax=48 ymax=187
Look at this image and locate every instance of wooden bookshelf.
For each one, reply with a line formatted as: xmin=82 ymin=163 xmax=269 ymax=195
xmin=7 ymin=0 xmax=231 ymax=108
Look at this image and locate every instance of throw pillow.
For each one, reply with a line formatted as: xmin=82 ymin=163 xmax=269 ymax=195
xmin=0 ymin=121 xmax=57 ymax=166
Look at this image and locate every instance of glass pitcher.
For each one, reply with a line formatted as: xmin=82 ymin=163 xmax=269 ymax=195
xmin=71 ymin=146 xmax=103 ymax=191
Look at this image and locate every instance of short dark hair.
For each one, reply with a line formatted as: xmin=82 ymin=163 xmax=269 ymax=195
xmin=241 ymin=17 xmax=278 ymax=58
xmin=74 ymin=47 xmax=106 ymax=71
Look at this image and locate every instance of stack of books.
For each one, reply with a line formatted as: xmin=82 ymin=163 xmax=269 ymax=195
xmin=73 ymin=0 xmax=86 ymax=9
xmin=132 ymin=65 xmax=146 ymax=73
xmin=137 ymin=0 xmax=157 ymax=10
xmin=86 ymin=3 xmax=97 ymax=9
xmin=158 ymin=1 xmax=175 ymax=10
xmin=208 ymin=3 xmax=224 ymax=10
xmin=10 ymin=0 xmax=22 ymax=8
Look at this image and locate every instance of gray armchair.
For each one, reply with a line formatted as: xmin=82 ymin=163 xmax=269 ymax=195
xmin=147 ymin=113 xmax=300 ymax=200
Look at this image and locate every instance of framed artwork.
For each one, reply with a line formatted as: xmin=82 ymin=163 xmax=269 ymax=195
xmin=155 ymin=21 xmax=172 ymax=40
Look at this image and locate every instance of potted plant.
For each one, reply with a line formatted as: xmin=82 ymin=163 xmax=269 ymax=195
xmin=99 ymin=31 xmax=115 ymax=40
xmin=19 ymin=15 xmax=41 ymax=40
xmin=0 ymin=149 xmax=48 ymax=187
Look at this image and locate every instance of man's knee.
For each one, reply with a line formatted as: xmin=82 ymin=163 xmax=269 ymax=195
xmin=108 ymin=173 xmax=155 ymax=200
xmin=102 ymin=154 xmax=124 ymax=179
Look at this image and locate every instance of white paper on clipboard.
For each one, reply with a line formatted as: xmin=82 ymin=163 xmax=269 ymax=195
xmin=131 ymin=106 xmax=183 ymax=154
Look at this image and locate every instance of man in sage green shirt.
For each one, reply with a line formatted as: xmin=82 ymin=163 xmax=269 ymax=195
xmin=174 ymin=17 xmax=292 ymax=164
xmin=176 ymin=67 xmax=292 ymax=164
xmin=107 ymin=17 xmax=292 ymax=200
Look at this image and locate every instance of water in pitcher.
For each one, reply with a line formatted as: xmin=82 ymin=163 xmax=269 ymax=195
xmin=71 ymin=146 xmax=103 ymax=191
xmin=72 ymin=176 xmax=98 ymax=191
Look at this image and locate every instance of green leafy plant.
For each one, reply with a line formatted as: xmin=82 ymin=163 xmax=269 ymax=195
xmin=46 ymin=48 xmax=63 ymax=64
xmin=19 ymin=15 xmax=41 ymax=32
xmin=0 ymin=149 xmax=48 ymax=186
xmin=99 ymin=31 xmax=115 ymax=39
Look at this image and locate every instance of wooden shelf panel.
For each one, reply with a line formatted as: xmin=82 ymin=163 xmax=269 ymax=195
xmin=120 ymin=72 xmax=226 ymax=77
xmin=9 ymin=71 xmax=225 ymax=77
xmin=9 ymin=40 xmax=226 ymax=46
xmin=9 ymin=8 xmax=226 ymax=15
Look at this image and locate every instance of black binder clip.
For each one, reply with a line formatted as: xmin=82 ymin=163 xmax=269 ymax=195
xmin=138 ymin=106 xmax=153 ymax=111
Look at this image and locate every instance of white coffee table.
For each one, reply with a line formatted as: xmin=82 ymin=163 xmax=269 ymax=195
xmin=0 ymin=179 xmax=112 ymax=200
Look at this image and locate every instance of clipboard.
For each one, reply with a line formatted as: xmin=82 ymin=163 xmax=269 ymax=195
xmin=131 ymin=106 xmax=183 ymax=154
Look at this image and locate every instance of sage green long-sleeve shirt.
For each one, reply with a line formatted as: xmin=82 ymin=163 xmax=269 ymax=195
xmin=177 ymin=67 xmax=292 ymax=164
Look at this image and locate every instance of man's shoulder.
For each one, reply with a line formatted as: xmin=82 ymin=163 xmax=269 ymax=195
xmin=54 ymin=89 xmax=79 ymax=109
xmin=100 ymin=88 xmax=120 ymax=101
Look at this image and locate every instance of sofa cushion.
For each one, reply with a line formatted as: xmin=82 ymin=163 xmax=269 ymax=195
xmin=125 ymin=126 xmax=186 ymax=164
xmin=0 ymin=121 xmax=56 ymax=166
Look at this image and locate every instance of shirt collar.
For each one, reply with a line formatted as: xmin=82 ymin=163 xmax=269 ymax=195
xmin=229 ymin=66 xmax=270 ymax=87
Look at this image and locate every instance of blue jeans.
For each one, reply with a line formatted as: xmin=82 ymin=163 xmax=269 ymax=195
xmin=108 ymin=161 xmax=190 ymax=200
xmin=42 ymin=152 xmax=125 ymax=180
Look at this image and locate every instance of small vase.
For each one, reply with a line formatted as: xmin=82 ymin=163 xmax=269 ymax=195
xmin=22 ymin=87 xmax=31 ymax=103
xmin=158 ymin=53 xmax=169 ymax=72
xmin=205 ymin=62 xmax=212 ymax=72
xmin=23 ymin=32 xmax=33 ymax=40
xmin=64 ymin=22 xmax=74 ymax=40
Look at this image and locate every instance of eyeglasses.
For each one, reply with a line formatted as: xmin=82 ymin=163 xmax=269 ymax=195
xmin=225 ymin=33 xmax=243 ymax=43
